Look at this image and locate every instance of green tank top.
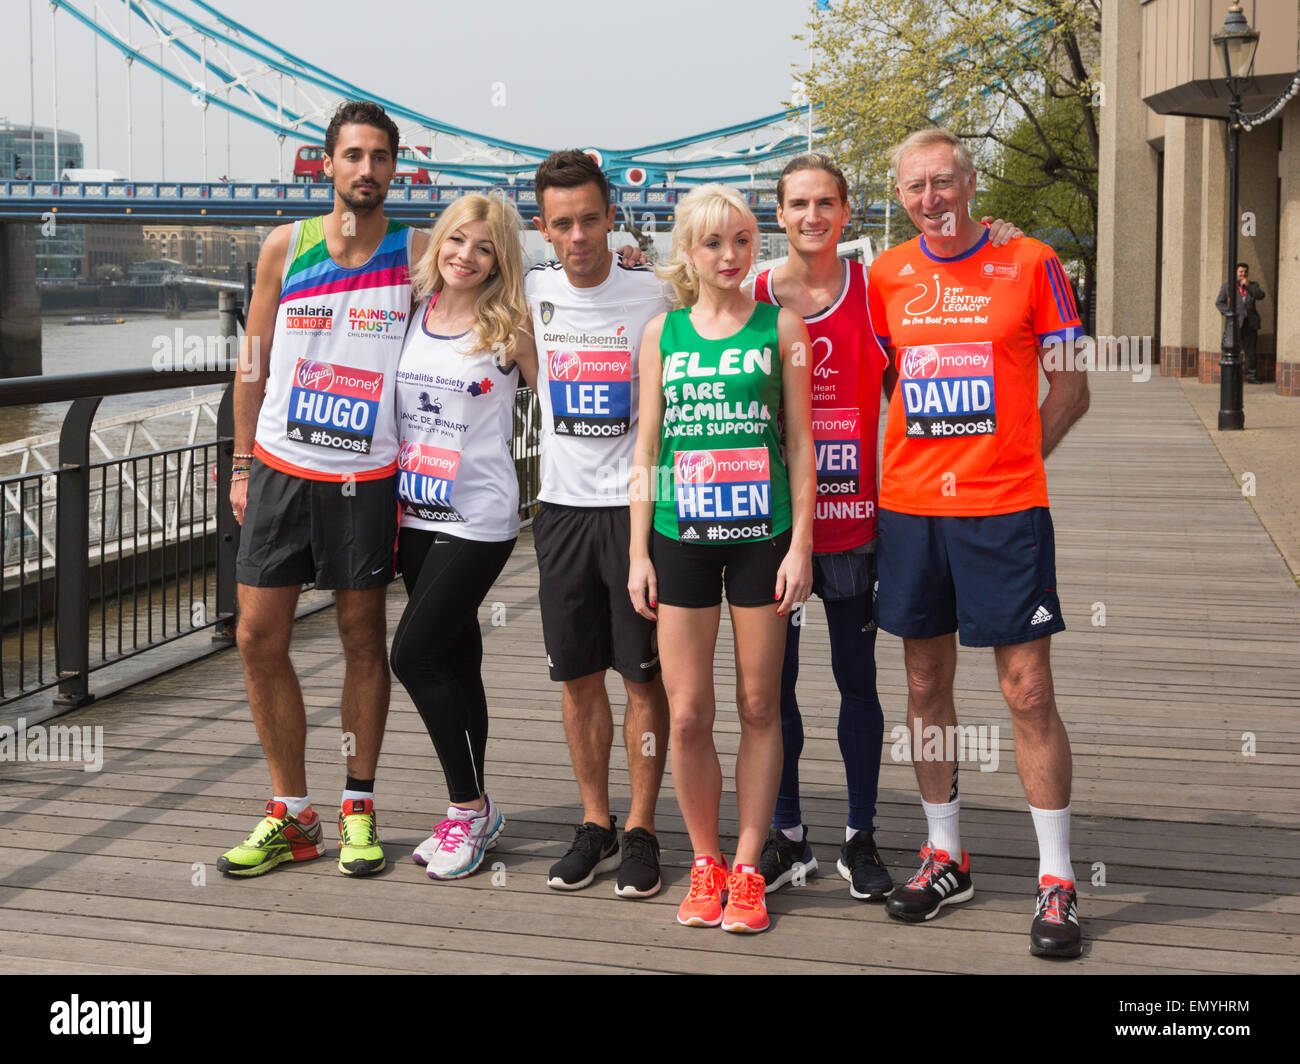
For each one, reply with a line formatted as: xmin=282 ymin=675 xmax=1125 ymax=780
xmin=653 ymin=301 xmax=791 ymax=543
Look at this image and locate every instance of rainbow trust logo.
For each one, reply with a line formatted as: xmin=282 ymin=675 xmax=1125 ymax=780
xmin=296 ymin=360 xmax=335 ymax=390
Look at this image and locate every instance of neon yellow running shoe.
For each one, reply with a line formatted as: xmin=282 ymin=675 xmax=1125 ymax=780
xmin=338 ymin=798 xmax=386 ymax=876
xmin=217 ymin=800 xmax=325 ymax=877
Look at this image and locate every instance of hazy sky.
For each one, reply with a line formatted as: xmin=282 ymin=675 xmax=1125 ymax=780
xmin=3 ymin=0 xmax=815 ymax=181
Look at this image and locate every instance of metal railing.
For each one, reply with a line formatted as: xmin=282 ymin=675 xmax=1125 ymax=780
xmin=1 ymin=363 xmax=238 ymax=711
xmin=1 ymin=295 xmax=544 ymax=711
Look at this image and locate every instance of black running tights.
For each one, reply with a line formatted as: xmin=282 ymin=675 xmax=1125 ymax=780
xmin=390 ymin=530 xmax=516 ymax=804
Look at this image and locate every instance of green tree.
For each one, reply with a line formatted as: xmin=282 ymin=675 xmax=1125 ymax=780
xmin=802 ymin=0 xmax=1099 ymax=309
xmin=977 ymin=94 xmax=1096 ymax=278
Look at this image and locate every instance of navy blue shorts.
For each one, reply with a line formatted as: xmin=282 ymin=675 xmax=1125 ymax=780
xmin=876 ymin=507 xmax=1065 ymax=647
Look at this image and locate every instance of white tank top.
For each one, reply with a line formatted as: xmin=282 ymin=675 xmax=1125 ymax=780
xmin=254 ymin=215 xmax=413 ymax=482
xmin=394 ymin=299 xmax=521 ymax=541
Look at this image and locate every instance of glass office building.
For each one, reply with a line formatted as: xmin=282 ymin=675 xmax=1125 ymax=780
xmin=2 ymin=123 xmax=86 ymax=278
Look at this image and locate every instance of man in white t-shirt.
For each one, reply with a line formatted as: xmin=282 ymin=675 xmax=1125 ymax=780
xmin=526 ymin=150 xmax=672 ymax=898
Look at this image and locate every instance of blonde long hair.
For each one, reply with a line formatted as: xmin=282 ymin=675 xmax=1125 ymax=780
xmin=655 ymin=184 xmax=758 ymax=307
xmin=411 ymin=192 xmax=528 ymax=361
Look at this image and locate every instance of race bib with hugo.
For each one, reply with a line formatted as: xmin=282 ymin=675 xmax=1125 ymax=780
xmin=675 ymin=446 xmax=772 ymax=543
xmin=812 ymin=407 xmax=861 ymax=495
xmin=287 ymin=358 xmax=384 ymax=454
xmin=397 ymin=440 xmax=465 ymax=523
xmin=898 ymin=341 xmax=996 ymax=439
xmin=547 ymin=349 xmax=631 ymax=438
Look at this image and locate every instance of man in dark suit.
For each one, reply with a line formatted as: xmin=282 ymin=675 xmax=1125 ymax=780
xmin=1217 ymin=262 xmax=1267 ymax=383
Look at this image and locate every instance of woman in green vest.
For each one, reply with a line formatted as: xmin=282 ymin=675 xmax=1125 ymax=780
xmin=628 ymin=184 xmax=815 ymax=933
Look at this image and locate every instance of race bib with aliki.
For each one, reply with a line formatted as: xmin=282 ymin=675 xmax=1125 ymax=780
xmin=396 ymin=440 xmax=464 ymax=523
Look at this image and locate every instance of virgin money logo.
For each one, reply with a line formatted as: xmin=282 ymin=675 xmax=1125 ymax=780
xmin=398 ymin=440 xmax=421 ymax=469
xmin=549 ymin=350 xmax=581 ymax=381
xmin=297 ymin=360 xmax=335 ymax=390
xmin=677 ymin=451 xmax=716 ymax=484
xmin=901 ymin=347 xmax=940 ymax=380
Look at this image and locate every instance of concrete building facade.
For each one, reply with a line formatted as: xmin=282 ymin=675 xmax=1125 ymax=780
xmin=141 ymin=225 xmax=264 ymax=278
xmin=1097 ymin=0 xmax=1300 ymax=395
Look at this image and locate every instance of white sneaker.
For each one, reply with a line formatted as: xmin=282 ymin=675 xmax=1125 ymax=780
xmin=413 ymin=799 xmax=504 ymax=880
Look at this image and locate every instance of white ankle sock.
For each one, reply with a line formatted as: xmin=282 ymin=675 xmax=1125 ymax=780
xmin=340 ymin=788 xmax=374 ymax=807
xmin=1029 ymin=802 xmax=1075 ymax=882
xmin=276 ymin=795 xmax=311 ymax=818
xmin=921 ymin=797 xmax=961 ymax=859
xmin=780 ymin=825 xmax=804 ymax=843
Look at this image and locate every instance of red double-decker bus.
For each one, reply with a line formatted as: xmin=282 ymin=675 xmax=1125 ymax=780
xmin=293 ymin=144 xmax=433 ymax=184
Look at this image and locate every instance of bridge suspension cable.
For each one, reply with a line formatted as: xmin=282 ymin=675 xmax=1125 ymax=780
xmin=47 ymin=0 xmax=826 ymax=186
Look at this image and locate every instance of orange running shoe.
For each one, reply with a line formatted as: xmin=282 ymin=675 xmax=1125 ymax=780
xmin=722 ymin=864 xmax=770 ymax=933
xmin=676 ymin=856 xmax=729 ymax=927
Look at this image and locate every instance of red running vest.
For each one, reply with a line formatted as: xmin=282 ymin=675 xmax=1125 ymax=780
xmin=754 ymin=259 xmax=887 ymax=552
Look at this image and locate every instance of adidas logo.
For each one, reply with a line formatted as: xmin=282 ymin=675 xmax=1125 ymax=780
xmin=932 ymin=872 xmax=959 ymax=897
xmin=907 ymin=422 xmax=924 ymax=436
xmin=681 ymin=526 xmax=699 ymax=541
xmin=898 ymin=263 xmax=915 ymax=275
xmin=555 ymin=421 xmax=568 ymax=433
xmin=1030 ymin=605 xmax=1053 ymax=625
xmin=288 ymin=427 xmax=303 ymax=440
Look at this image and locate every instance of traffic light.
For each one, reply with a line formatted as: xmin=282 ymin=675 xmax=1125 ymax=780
xmin=13 ymin=154 xmax=21 ymax=178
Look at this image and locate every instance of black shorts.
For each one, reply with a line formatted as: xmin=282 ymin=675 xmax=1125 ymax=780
xmin=235 ymin=458 xmax=399 ymax=590
xmin=533 ymin=502 xmax=660 ymax=684
xmin=652 ymin=528 xmax=793 ymax=609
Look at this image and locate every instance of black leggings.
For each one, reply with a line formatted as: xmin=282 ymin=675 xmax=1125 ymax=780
xmin=390 ymin=529 xmax=516 ymax=804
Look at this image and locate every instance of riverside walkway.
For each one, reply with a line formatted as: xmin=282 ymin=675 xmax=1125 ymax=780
xmin=0 ymin=369 xmax=1296 ymax=974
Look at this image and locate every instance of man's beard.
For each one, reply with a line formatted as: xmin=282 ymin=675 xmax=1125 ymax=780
xmin=337 ymin=181 xmax=386 ymax=212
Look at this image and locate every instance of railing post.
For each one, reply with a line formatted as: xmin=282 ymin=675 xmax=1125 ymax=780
xmin=213 ymin=303 xmax=238 ymax=644
xmin=54 ymin=396 xmax=101 ymax=709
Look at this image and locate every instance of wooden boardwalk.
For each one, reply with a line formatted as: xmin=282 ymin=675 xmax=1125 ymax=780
xmin=1 ymin=370 xmax=1297 ymax=974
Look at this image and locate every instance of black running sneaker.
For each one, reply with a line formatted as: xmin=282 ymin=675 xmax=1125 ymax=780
xmin=614 ymin=827 xmax=661 ymax=899
xmin=884 ymin=845 xmax=973 ymax=922
xmin=1030 ymin=874 xmax=1083 ymax=958
xmin=758 ymin=827 xmax=818 ymax=893
xmin=547 ymin=816 xmax=620 ymax=890
xmin=836 ymin=830 xmax=894 ymax=901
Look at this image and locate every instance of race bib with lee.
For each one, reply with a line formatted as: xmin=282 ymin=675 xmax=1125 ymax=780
xmin=547 ymin=349 xmax=631 ymax=439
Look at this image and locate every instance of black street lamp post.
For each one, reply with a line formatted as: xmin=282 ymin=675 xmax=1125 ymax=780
xmin=1213 ymin=2 xmax=1259 ymax=431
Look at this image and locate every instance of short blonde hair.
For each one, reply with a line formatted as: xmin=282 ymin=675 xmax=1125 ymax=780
xmin=655 ymin=184 xmax=758 ymax=307
xmin=411 ymin=192 xmax=528 ymax=362
xmin=890 ymin=128 xmax=976 ymax=185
